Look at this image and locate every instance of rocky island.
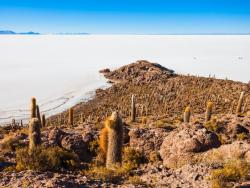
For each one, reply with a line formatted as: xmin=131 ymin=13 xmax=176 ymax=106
xmin=0 ymin=60 xmax=249 ymax=188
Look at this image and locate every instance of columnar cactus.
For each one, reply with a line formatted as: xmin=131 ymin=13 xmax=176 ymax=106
xmin=242 ymin=101 xmax=248 ymax=114
xmin=205 ymin=102 xmax=213 ymax=122
xmin=41 ymin=114 xmax=46 ymax=127
xmin=29 ymin=118 xmax=41 ymax=152
xmin=60 ymin=114 xmax=63 ymax=125
xmin=131 ymin=95 xmax=136 ymax=122
xmin=80 ymin=113 xmax=85 ymax=124
xmin=236 ymin=91 xmax=245 ymax=115
xmin=68 ymin=108 xmax=74 ymax=126
xmin=183 ymin=107 xmax=191 ymax=123
xmin=31 ymin=97 xmax=36 ymax=118
xmin=36 ymin=105 xmax=41 ymax=124
xmin=230 ymin=100 xmax=235 ymax=114
xmin=106 ymin=111 xmax=123 ymax=169
xmin=12 ymin=119 xmax=16 ymax=127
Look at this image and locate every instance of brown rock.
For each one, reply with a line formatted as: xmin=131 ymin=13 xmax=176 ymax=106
xmin=61 ymin=134 xmax=88 ymax=161
xmin=48 ymin=128 xmax=66 ymax=146
xmin=159 ymin=124 xmax=221 ymax=168
xmin=99 ymin=68 xmax=110 ymax=74
xmin=202 ymin=141 xmax=250 ymax=163
xmin=129 ymin=128 xmax=169 ymax=157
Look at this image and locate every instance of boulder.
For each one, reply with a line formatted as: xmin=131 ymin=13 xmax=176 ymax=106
xmin=61 ymin=134 xmax=88 ymax=161
xmin=159 ymin=124 xmax=221 ymax=168
xmin=201 ymin=141 xmax=250 ymax=163
xmin=99 ymin=68 xmax=110 ymax=74
xmin=129 ymin=128 xmax=169 ymax=157
xmin=48 ymin=128 xmax=67 ymax=146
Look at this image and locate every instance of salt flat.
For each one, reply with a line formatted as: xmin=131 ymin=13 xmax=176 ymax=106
xmin=0 ymin=35 xmax=249 ymax=123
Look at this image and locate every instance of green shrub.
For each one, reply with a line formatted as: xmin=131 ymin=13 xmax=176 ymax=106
xmin=16 ymin=146 xmax=78 ymax=171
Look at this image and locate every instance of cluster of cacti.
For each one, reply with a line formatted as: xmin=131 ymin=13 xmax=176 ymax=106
xmin=183 ymin=106 xmax=191 ymax=123
xmin=205 ymin=102 xmax=213 ymax=122
xmin=131 ymin=95 xmax=136 ymax=122
xmin=99 ymin=111 xmax=123 ymax=169
xmin=182 ymin=102 xmax=214 ymax=123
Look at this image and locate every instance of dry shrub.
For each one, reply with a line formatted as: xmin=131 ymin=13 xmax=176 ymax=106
xmin=81 ymin=166 xmax=127 ymax=183
xmin=141 ymin=117 xmax=147 ymax=124
xmin=236 ymin=133 xmax=248 ymax=141
xmin=204 ymin=117 xmax=218 ymax=132
xmin=122 ymin=147 xmax=144 ymax=170
xmin=149 ymin=151 xmax=161 ymax=163
xmin=16 ymin=146 xmax=78 ymax=171
xmin=0 ymin=136 xmax=26 ymax=152
xmin=210 ymin=159 xmax=250 ymax=188
xmin=125 ymin=175 xmax=146 ymax=185
xmin=82 ymin=147 xmax=144 ymax=183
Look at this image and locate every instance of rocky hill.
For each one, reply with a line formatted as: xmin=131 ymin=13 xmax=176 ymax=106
xmin=0 ymin=60 xmax=249 ymax=188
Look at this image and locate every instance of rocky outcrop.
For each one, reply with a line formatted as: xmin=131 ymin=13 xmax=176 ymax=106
xmin=201 ymin=141 xmax=250 ymax=163
xmin=48 ymin=128 xmax=67 ymax=146
xmin=0 ymin=171 xmax=89 ymax=188
xmin=159 ymin=124 xmax=221 ymax=168
xmin=139 ymin=163 xmax=213 ymax=188
xmin=129 ymin=128 xmax=169 ymax=157
xmin=103 ymin=60 xmax=175 ymax=84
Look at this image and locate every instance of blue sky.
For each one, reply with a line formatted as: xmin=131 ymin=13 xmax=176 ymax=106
xmin=0 ymin=0 xmax=250 ymax=34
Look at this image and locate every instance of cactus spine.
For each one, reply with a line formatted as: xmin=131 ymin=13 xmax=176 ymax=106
xmin=68 ymin=108 xmax=74 ymax=126
xmin=41 ymin=114 xmax=46 ymax=127
xmin=131 ymin=95 xmax=136 ymax=122
xmin=236 ymin=91 xmax=245 ymax=115
xmin=205 ymin=102 xmax=213 ymax=122
xmin=29 ymin=118 xmax=41 ymax=152
xmin=184 ymin=107 xmax=191 ymax=123
xmin=31 ymin=97 xmax=36 ymax=118
xmin=106 ymin=111 xmax=123 ymax=169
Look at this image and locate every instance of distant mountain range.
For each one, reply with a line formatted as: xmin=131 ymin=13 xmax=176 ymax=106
xmin=0 ymin=30 xmax=40 ymax=35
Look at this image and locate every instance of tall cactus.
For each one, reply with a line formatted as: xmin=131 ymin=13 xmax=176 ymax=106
xmin=205 ymin=102 xmax=213 ymax=122
xmin=29 ymin=118 xmax=41 ymax=152
xmin=41 ymin=114 xmax=46 ymax=128
xmin=31 ymin=97 xmax=36 ymax=118
xmin=183 ymin=107 xmax=191 ymax=123
xmin=236 ymin=91 xmax=245 ymax=115
xmin=106 ymin=111 xmax=123 ymax=169
xmin=68 ymin=108 xmax=74 ymax=126
xmin=131 ymin=95 xmax=136 ymax=122
xmin=36 ymin=105 xmax=41 ymax=124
